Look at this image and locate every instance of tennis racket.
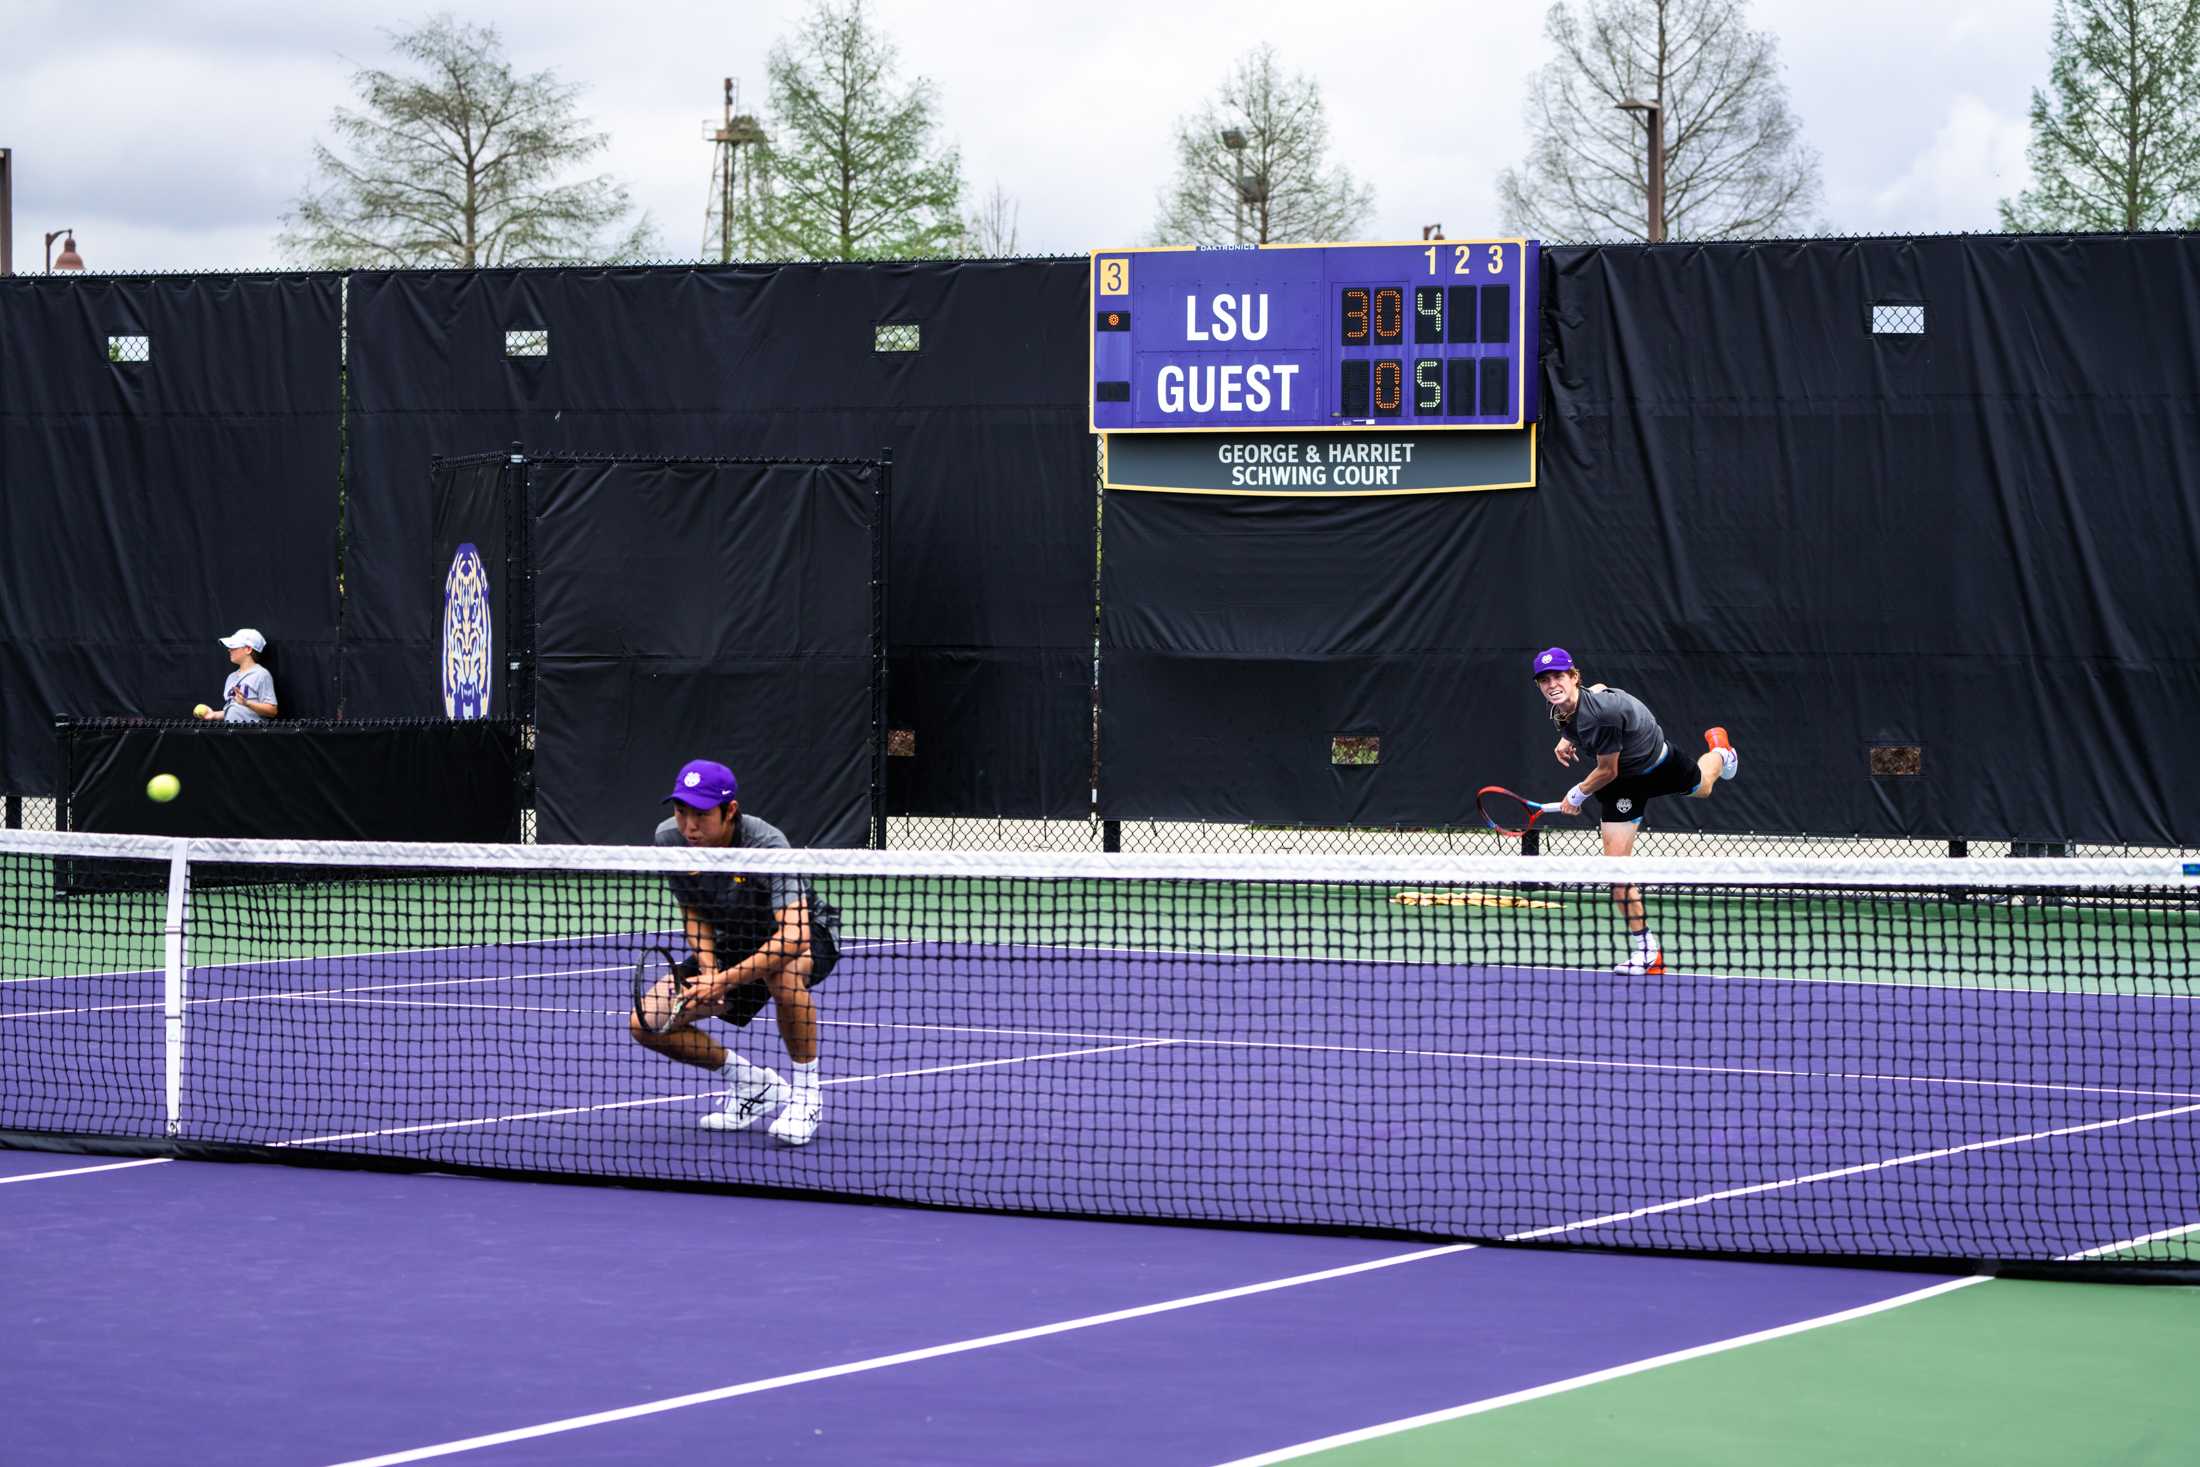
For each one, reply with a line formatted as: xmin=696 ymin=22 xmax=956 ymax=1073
xmin=1476 ymin=785 xmax=1563 ymax=837
xmin=630 ymin=946 xmax=702 ymax=1035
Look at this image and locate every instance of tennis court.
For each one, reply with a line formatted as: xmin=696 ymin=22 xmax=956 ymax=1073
xmin=4 ymin=832 xmax=2197 ymax=1461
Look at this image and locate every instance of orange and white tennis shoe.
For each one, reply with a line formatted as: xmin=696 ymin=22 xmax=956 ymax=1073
xmin=1704 ymin=726 xmax=1739 ymax=781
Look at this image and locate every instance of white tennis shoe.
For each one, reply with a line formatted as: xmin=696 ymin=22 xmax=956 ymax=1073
xmin=769 ymin=1087 xmax=822 ymax=1146
xmin=1704 ymin=727 xmax=1739 ymax=781
xmin=701 ymin=1069 xmax=788 ymax=1132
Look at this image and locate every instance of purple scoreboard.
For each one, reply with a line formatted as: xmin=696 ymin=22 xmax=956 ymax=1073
xmin=1089 ymin=240 xmax=1540 ymax=433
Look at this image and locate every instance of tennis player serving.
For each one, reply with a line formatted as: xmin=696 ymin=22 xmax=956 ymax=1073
xmin=1530 ymin=647 xmax=1738 ymax=975
xmin=628 ymin=758 xmax=840 ymax=1145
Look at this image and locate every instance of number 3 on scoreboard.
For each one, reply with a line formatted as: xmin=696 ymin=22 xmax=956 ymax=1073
xmin=1098 ymin=257 xmax=1130 ymax=296
xmin=1424 ymin=245 xmax=1509 ymax=275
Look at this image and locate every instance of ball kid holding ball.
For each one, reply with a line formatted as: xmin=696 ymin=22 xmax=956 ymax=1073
xmin=196 ymin=628 xmax=278 ymax=723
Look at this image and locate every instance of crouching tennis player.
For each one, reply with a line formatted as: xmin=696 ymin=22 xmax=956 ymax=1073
xmin=629 ymin=758 xmax=840 ymax=1145
xmin=1530 ymin=647 xmax=1739 ymax=975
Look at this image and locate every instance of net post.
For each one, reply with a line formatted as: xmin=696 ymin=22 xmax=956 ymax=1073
xmin=54 ymin=716 xmax=74 ymax=833
xmin=504 ymin=443 xmax=536 ymax=826
xmin=870 ymin=448 xmax=893 ymax=849
xmin=162 ymin=840 xmax=189 ymax=1140
xmin=504 ymin=442 xmax=535 ymax=725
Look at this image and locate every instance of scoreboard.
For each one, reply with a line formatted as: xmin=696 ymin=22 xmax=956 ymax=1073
xmin=1090 ymin=240 xmax=1539 ymax=434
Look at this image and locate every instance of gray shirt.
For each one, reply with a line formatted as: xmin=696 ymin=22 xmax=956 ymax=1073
xmin=1559 ymin=685 xmax=1667 ymax=778
xmin=652 ymin=812 xmax=840 ymax=963
xmin=221 ymin=665 xmax=277 ymax=723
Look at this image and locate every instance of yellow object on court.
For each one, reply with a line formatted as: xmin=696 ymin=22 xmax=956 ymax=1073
xmin=1391 ymin=890 xmax=1560 ymax=910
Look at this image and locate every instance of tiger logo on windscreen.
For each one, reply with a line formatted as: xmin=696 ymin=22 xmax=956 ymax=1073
xmin=441 ymin=543 xmax=493 ymax=719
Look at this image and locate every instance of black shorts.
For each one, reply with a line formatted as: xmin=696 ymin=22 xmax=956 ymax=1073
xmin=1593 ymin=746 xmax=1702 ymax=824
xmin=673 ymin=920 xmax=841 ymax=1028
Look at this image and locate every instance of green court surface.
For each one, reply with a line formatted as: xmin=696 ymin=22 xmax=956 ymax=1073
xmin=6 ymin=854 xmax=2195 ymax=999
xmin=1282 ymin=1276 xmax=2200 ymax=1467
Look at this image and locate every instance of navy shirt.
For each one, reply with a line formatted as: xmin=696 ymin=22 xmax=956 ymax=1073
xmin=1559 ymin=685 xmax=1667 ymax=777
xmin=652 ymin=813 xmax=841 ymax=966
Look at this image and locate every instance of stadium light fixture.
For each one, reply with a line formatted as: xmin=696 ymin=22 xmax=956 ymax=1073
xmin=1616 ymin=100 xmax=1665 ymax=244
xmin=46 ymin=228 xmax=83 ymax=272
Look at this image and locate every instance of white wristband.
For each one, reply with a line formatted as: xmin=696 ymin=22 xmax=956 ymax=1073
xmin=1564 ymin=785 xmax=1588 ymax=811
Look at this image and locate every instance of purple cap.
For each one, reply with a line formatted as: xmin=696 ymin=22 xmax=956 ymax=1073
xmin=663 ymin=758 xmax=738 ymax=809
xmin=1530 ymin=646 xmax=1575 ymax=678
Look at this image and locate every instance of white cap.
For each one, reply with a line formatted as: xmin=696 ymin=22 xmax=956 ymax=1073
xmin=219 ymin=628 xmax=266 ymax=653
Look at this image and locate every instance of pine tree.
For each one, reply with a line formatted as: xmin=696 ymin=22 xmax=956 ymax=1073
xmin=2000 ymin=0 xmax=2200 ymax=232
xmin=737 ymin=0 xmax=965 ymax=260
xmin=279 ymin=14 xmax=652 ymax=267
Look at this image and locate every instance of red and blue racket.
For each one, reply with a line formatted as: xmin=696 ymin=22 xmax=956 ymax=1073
xmin=1476 ymin=785 xmax=1563 ymax=837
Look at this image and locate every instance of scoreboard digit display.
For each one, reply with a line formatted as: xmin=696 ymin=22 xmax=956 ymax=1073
xmin=1090 ymin=240 xmax=1539 ymax=433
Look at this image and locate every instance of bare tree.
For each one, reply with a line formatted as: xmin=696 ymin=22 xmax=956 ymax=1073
xmin=737 ymin=0 xmax=964 ymax=261
xmin=1497 ymin=0 xmax=1820 ymax=242
xmin=964 ymin=183 xmax=1021 ymax=256
xmin=1151 ymin=46 xmax=1373 ymax=246
xmin=2001 ymin=0 xmax=2200 ymax=232
xmin=278 ymin=14 xmax=653 ymax=268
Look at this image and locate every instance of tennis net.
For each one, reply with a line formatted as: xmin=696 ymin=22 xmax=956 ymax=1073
xmin=4 ymin=829 xmax=2196 ymax=1273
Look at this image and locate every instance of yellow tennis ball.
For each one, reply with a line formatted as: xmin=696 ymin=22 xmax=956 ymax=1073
xmin=193 ymin=703 xmax=212 ymax=718
xmin=146 ymin=773 xmax=181 ymax=803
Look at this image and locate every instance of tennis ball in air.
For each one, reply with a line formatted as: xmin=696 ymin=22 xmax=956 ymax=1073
xmin=193 ymin=703 xmax=212 ymax=718
xmin=146 ymin=774 xmax=182 ymax=803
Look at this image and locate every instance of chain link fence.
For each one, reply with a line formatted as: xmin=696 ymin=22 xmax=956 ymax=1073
xmin=2 ymin=796 xmax=57 ymax=833
xmin=882 ymin=813 xmax=2198 ymax=862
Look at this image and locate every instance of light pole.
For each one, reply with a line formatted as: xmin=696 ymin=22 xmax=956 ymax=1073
xmin=45 ymin=228 xmax=83 ymax=272
xmin=1617 ymin=99 xmax=1665 ymax=243
xmin=0 ymin=148 xmax=13 ymax=275
xmin=1220 ymin=128 xmax=1248 ymax=245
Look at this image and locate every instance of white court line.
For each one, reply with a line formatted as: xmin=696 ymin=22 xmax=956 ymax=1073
xmin=321 ymin=1242 xmax=1477 ymax=1467
xmin=317 ymin=1089 xmax=2195 ymax=1467
xmin=2062 ymin=1218 xmax=2200 ymax=1260
xmin=13 ymin=977 xmax=2191 ymax=1104
xmin=0 ymin=964 xmax=631 ymax=1020
xmin=819 ymin=1017 xmax=2200 ymax=1103
xmin=1505 ymin=1100 xmax=2200 ymax=1240
xmin=1215 ymin=1210 xmax=2200 ymax=1466
xmin=15 ymin=932 xmax=2191 ymax=1008
xmin=1 ymin=927 xmax=685 ymax=986
xmin=1207 ymin=1275 xmax=1989 ymax=1466
xmin=0 ymin=1157 xmax=172 ymax=1184
xmin=271 ymin=1040 xmax=1174 ymax=1149
xmin=3 ymin=1038 xmax=1178 ymax=1178
xmin=845 ymin=936 xmax=2200 ymax=1001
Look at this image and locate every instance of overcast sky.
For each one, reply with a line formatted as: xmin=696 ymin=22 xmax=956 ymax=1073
xmin=1 ymin=0 xmax=2051 ymax=273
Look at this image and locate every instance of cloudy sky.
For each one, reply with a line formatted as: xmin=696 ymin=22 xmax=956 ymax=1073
xmin=1 ymin=0 xmax=2047 ymax=273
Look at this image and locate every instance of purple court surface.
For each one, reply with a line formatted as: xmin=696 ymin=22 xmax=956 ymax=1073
xmin=7 ymin=933 xmax=2194 ymax=1263
xmin=6 ymin=924 xmax=2191 ymax=1462
xmin=1 ymin=1155 xmax=1962 ymax=1466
